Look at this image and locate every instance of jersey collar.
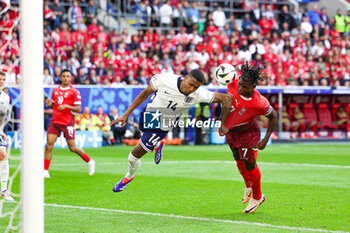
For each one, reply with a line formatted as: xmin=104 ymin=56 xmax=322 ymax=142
xmin=60 ymin=85 xmax=71 ymax=90
xmin=177 ymin=76 xmax=186 ymax=95
xmin=239 ymin=94 xmax=253 ymax=101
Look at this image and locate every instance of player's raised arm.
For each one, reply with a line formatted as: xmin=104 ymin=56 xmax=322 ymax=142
xmin=212 ymin=92 xmax=233 ymax=136
xmin=257 ymin=107 xmax=277 ymax=150
xmin=110 ymin=84 xmax=155 ymax=126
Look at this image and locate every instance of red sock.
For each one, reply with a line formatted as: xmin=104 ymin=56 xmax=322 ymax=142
xmin=248 ymin=166 xmax=262 ymax=200
xmin=44 ymin=159 xmax=51 ymax=170
xmin=236 ymin=160 xmax=251 ymax=188
xmin=81 ymin=153 xmax=91 ymax=163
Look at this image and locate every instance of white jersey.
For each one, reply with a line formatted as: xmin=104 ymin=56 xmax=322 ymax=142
xmin=0 ymin=90 xmax=9 ymax=115
xmin=147 ymin=73 xmax=214 ymax=131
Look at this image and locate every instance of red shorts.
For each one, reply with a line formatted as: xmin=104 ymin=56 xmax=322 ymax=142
xmin=47 ymin=121 xmax=75 ymax=140
xmin=226 ymin=120 xmax=260 ymax=162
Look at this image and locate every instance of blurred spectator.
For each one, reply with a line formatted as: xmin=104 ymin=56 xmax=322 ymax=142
xmin=281 ymin=106 xmax=291 ymax=131
xmin=301 ymin=16 xmax=313 ymax=34
xmin=263 ymin=5 xmax=274 ymax=20
xmin=173 ymin=3 xmax=190 ymax=28
xmin=291 ymin=106 xmax=317 ymax=138
xmin=334 ymin=9 xmax=347 ymax=34
xmin=78 ymin=106 xmax=99 ymax=131
xmin=279 ymin=5 xmax=296 ymax=30
xmin=319 ymin=8 xmax=329 ymax=30
xmin=212 ymin=6 xmax=226 ymax=29
xmin=250 ymin=2 xmax=261 ymax=24
xmin=159 ymin=0 xmax=173 ymax=31
xmin=51 ymin=0 xmax=66 ymax=30
xmin=85 ymin=0 xmax=98 ymax=25
xmin=68 ymin=0 xmax=83 ymax=28
xmin=187 ymin=2 xmax=200 ymax=26
xmin=43 ymin=68 xmax=54 ymax=85
xmin=306 ymin=4 xmax=320 ymax=26
xmin=109 ymin=108 xmax=126 ymax=145
xmin=335 ymin=106 xmax=350 ymax=133
xmin=242 ymin=13 xmax=253 ymax=35
xmin=96 ymin=106 xmax=114 ymax=146
xmin=123 ymin=70 xmax=138 ymax=85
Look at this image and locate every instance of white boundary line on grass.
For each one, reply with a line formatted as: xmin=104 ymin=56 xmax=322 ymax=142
xmin=51 ymin=161 xmax=350 ymax=169
xmin=45 ymin=203 xmax=348 ymax=233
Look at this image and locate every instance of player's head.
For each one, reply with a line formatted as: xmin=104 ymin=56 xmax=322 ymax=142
xmin=60 ymin=69 xmax=73 ymax=86
xmin=238 ymin=62 xmax=264 ymax=97
xmin=0 ymin=71 xmax=6 ymax=89
xmin=182 ymin=69 xmax=204 ymax=95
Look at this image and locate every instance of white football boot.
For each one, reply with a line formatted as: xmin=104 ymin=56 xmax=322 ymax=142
xmin=44 ymin=170 xmax=50 ymax=179
xmin=244 ymin=194 xmax=265 ymax=213
xmin=1 ymin=190 xmax=15 ymax=202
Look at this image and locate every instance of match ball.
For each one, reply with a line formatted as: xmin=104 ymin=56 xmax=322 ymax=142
xmin=214 ymin=63 xmax=236 ymax=85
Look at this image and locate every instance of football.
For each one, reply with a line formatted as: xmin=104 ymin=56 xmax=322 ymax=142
xmin=214 ymin=63 xmax=237 ymax=85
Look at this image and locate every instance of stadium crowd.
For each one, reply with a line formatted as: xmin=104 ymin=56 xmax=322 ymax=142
xmin=1 ymin=0 xmax=350 ymax=87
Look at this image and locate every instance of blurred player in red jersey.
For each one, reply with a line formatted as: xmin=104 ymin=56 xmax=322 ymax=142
xmin=225 ymin=63 xmax=277 ymax=213
xmin=44 ymin=69 xmax=95 ymax=178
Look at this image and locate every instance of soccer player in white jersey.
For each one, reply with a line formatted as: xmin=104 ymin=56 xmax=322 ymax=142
xmin=111 ymin=69 xmax=233 ymax=192
xmin=0 ymin=71 xmax=14 ymax=201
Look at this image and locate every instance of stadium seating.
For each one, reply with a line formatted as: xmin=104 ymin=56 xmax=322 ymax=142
xmin=317 ymin=103 xmax=337 ymax=129
xmin=302 ymin=103 xmax=318 ymax=126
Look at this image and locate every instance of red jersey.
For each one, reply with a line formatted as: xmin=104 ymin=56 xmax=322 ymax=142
xmin=51 ymin=86 xmax=81 ymax=125
xmin=225 ymin=79 xmax=272 ymax=129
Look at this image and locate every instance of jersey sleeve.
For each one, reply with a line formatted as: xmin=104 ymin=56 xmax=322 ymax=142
xmin=73 ymin=89 xmax=82 ymax=105
xmin=259 ymin=95 xmax=273 ymax=116
xmin=149 ymin=74 xmax=162 ymax=91
xmin=196 ymin=88 xmax=215 ymax=103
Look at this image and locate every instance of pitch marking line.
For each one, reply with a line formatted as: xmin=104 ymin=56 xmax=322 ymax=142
xmin=52 ymin=161 xmax=350 ymax=169
xmin=45 ymin=203 xmax=348 ymax=233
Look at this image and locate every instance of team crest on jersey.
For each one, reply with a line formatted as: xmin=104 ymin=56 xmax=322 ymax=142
xmin=64 ymin=92 xmax=68 ymax=98
xmin=184 ymin=96 xmax=193 ymax=103
xmin=54 ymin=91 xmax=58 ymax=95
xmin=238 ymin=107 xmax=246 ymax=116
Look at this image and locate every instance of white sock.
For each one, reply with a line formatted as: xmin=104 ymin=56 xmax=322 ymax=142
xmin=125 ymin=152 xmax=140 ymax=179
xmin=0 ymin=159 xmax=9 ymax=191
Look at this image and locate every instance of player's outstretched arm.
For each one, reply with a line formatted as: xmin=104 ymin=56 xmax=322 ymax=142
xmin=212 ymin=92 xmax=233 ymax=136
xmin=257 ymin=108 xmax=277 ymax=150
xmin=110 ymin=84 xmax=155 ymax=126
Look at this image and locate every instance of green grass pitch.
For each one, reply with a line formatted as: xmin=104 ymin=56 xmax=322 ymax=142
xmin=1 ymin=143 xmax=350 ymax=232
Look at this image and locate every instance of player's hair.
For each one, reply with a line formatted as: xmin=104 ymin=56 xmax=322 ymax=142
xmin=240 ymin=62 xmax=264 ymax=85
xmin=60 ymin=69 xmax=73 ymax=77
xmin=0 ymin=71 xmax=6 ymax=76
xmin=189 ymin=69 xmax=204 ymax=83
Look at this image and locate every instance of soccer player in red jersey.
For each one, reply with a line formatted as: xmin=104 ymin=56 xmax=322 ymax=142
xmin=44 ymin=69 xmax=95 ymax=178
xmin=225 ymin=63 xmax=277 ymax=213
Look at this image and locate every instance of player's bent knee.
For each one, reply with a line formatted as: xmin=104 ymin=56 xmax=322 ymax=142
xmin=131 ymin=144 xmax=147 ymax=158
xmin=244 ymin=161 xmax=257 ymax=171
xmin=68 ymin=146 xmax=77 ymax=152
xmin=0 ymin=150 xmax=7 ymax=160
